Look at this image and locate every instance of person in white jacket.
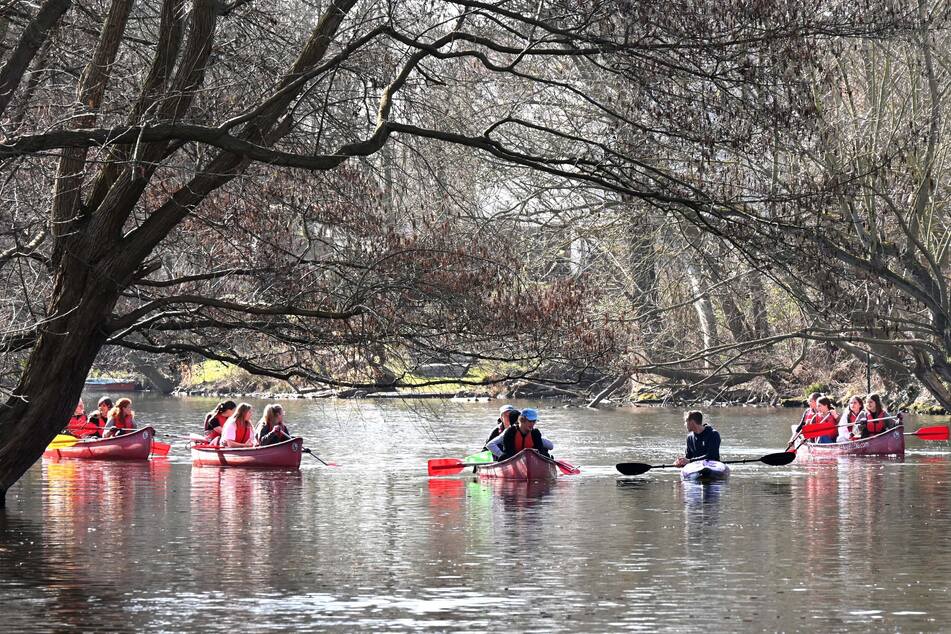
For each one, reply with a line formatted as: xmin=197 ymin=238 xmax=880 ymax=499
xmin=837 ymin=395 xmax=866 ymax=442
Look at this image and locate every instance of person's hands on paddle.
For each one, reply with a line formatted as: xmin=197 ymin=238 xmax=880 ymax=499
xmin=674 ymin=456 xmax=688 ymax=467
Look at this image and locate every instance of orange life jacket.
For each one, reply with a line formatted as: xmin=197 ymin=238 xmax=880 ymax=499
xmin=514 ymin=429 xmax=535 ymax=452
xmin=866 ymin=411 xmax=888 ymax=435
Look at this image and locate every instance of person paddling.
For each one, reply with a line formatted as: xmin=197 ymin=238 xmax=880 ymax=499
xmin=855 ymin=393 xmax=893 ymax=439
xmin=255 ymin=404 xmax=291 ymax=446
xmin=65 ymin=398 xmax=101 ymax=438
xmin=483 ymin=404 xmax=519 ymax=451
xmin=203 ymin=400 xmax=236 ymax=442
xmin=837 ymin=395 xmax=865 ymax=442
xmin=674 ymin=410 xmax=721 ymax=467
xmin=220 ymin=402 xmax=254 ymax=448
xmin=786 ymin=391 xmax=821 ymax=449
xmin=809 ymin=396 xmax=837 ymax=444
xmin=487 ymin=408 xmax=554 ymax=461
xmin=85 ymin=397 xmax=113 ymax=438
xmin=102 ymin=398 xmax=136 ymax=438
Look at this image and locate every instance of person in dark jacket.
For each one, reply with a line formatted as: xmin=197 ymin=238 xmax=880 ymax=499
xmin=674 ymin=410 xmax=721 ymax=466
xmin=483 ymin=404 xmax=519 ymax=451
xmin=255 ymin=403 xmax=291 ymax=446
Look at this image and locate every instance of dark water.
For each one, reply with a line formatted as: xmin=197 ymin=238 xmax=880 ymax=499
xmin=2 ymin=395 xmax=950 ymax=631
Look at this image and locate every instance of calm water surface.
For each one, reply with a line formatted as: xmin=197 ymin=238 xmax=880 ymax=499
xmin=2 ymin=395 xmax=950 ymax=632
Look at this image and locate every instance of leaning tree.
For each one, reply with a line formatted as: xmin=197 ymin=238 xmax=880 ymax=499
xmin=0 ymin=0 xmax=915 ymax=501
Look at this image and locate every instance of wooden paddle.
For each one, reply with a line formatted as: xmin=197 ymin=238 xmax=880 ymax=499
xmin=427 ymin=450 xmax=494 ymax=476
xmin=616 ymin=451 xmax=795 ymax=476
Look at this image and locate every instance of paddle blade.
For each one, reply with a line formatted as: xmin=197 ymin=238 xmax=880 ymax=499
xmin=913 ymin=425 xmax=950 ymax=441
xmin=427 ymin=458 xmax=465 ymax=476
xmin=800 ymin=422 xmax=837 ymax=439
xmin=47 ymin=436 xmax=79 ymax=449
xmin=555 ymin=460 xmax=581 ymax=475
xmin=759 ymin=451 xmax=796 ymax=466
xmin=151 ymin=441 xmax=171 ymax=456
xmin=463 ymin=450 xmax=494 ymax=464
xmin=616 ymin=463 xmax=651 ymax=476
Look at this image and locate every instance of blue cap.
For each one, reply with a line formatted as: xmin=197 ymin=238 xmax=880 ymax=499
xmin=521 ymin=408 xmax=538 ymax=421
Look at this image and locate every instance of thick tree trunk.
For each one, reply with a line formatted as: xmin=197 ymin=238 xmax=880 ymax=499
xmin=0 ymin=274 xmax=118 ymax=505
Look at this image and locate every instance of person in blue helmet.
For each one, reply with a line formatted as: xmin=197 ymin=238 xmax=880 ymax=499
xmin=486 ymin=408 xmax=554 ymax=461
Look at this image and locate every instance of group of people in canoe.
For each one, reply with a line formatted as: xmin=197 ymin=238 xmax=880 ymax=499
xmin=65 ymin=397 xmax=294 ymax=449
xmin=484 ymin=404 xmax=719 ymax=466
xmin=201 ymin=400 xmax=292 ymax=447
xmin=66 ymin=397 xmax=137 ymax=439
xmin=798 ymin=391 xmax=896 ymax=444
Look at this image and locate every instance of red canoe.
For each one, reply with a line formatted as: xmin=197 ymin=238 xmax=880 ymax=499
xmin=43 ymin=426 xmax=155 ymax=461
xmin=792 ymin=424 xmax=905 ymax=460
xmin=474 ymin=449 xmax=559 ymax=481
xmin=191 ymin=437 xmax=303 ymax=468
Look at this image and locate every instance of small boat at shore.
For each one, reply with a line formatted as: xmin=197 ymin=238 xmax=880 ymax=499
xmin=84 ymin=377 xmax=139 ymax=391
xmin=680 ymin=459 xmax=730 ymax=482
xmin=473 ymin=449 xmax=559 ymax=481
xmin=43 ymin=426 xmax=155 ymax=461
xmin=792 ymin=424 xmax=905 ymax=460
xmin=190 ymin=437 xmax=303 ymax=468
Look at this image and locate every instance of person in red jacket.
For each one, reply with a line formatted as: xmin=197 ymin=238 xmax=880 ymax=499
xmin=810 ymin=396 xmax=838 ymax=444
xmin=203 ymin=400 xmax=236 ymax=442
xmin=85 ymin=397 xmax=113 ymax=437
xmin=65 ymin=399 xmax=99 ymax=438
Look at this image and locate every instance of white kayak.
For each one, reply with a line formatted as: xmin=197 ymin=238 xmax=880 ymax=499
xmin=680 ymin=459 xmax=730 ymax=482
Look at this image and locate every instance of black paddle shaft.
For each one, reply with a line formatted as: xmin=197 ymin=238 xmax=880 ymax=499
xmin=616 ymin=451 xmax=793 ymax=476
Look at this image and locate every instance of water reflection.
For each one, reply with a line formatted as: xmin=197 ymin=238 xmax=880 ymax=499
xmin=1 ymin=400 xmax=950 ymax=631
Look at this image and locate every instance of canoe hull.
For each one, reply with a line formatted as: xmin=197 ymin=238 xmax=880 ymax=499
xmin=191 ymin=437 xmax=303 ymax=468
xmin=792 ymin=424 xmax=905 ymax=460
xmin=681 ymin=459 xmax=730 ymax=482
xmin=43 ymin=426 xmax=154 ymax=461
xmin=474 ymin=449 xmax=558 ymax=481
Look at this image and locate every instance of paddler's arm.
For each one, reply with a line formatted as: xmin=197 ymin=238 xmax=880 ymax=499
xmin=540 ymin=437 xmax=554 ymax=451
xmin=486 ymin=435 xmax=504 ymax=458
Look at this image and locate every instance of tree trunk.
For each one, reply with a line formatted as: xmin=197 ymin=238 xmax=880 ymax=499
xmin=0 ymin=274 xmax=119 ymax=505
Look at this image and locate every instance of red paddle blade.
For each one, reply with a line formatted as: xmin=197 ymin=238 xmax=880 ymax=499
xmin=914 ymin=425 xmax=950 ymax=441
xmin=555 ymin=460 xmax=580 ymax=475
xmin=800 ymin=422 xmax=837 ymax=439
xmin=427 ymin=458 xmax=465 ymax=476
xmin=151 ymin=441 xmax=171 ymax=456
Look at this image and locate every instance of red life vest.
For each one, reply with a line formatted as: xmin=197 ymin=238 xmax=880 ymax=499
xmin=66 ymin=414 xmax=99 ymax=437
xmin=813 ymin=411 xmax=837 ymax=437
xmin=802 ymin=408 xmax=817 ymax=427
xmin=233 ymin=421 xmax=252 ymax=444
xmin=513 ymin=430 xmax=535 ymax=452
xmin=845 ymin=409 xmax=862 ymax=435
xmin=866 ymin=411 xmax=888 ymax=435
xmin=110 ymin=412 xmax=134 ymax=429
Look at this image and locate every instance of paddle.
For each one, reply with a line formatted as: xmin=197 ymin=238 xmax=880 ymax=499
xmin=785 ymin=409 xmax=811 ymax=450
xmin=427 ymin=450 xmax=494 ymax=476
xmin=47 ymin=434 xmax=80 ymax=449
xmin=616 ymin=451 xmax=795 ymax=476
xmin=151 ymin=440 xmax=171 ymax=456
xmin=303 ymin=448 xmax=340 ymax=467
xmin=553 ymin=459 xmax=581 ymax=475
xmin=910 ymin=425 xmax=950 ymax=441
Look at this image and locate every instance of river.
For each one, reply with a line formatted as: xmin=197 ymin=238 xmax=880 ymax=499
xmin=1 ymin=394 xmax=949 ymax=631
